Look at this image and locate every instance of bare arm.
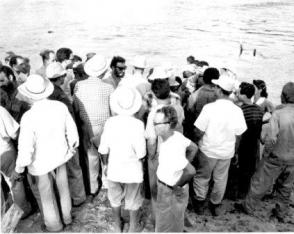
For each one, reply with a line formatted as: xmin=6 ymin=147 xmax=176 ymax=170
xmin=193 ymin=126 xmax=205 ymax=144
xmin=186 ymin=142 xmax=198 ymax=162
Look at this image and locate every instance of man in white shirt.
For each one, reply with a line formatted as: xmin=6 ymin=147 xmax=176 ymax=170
xmin=99 ymin=86 xmax=146 ymax=232
xmin=192 ymin=73 xmax=247 ymax=216
xmin=0 ymin=106 xmax=32 ymax=218
xmin=153 ymin=106 xmax=197 ymax=232
xmin=12 ymin=74 xmax=79 ymax=232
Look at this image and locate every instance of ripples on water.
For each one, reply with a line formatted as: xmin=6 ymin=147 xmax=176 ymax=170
xmin=0 ymin=0 xmax=293 ymax=103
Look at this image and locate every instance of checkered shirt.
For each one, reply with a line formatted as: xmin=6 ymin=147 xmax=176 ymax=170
xmin=73 ymin=77 xmax=114 ymax=128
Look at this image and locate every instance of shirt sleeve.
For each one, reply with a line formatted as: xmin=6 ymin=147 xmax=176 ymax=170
xmin=267 ymin=111 xmax=279 ymax=143
xmin=98 ymin=120 xmax=110 ymax=155
xmin=65 ymin=108 xmax=79 ymax=149
xmin=175 ymin=133 xmax=189 ymax=171
xmin=194 ymin=105 xmax=209 ymax=132
xmin=15 ymin=113 xmax=34 ymax=173
xmin=133 ymin=121 xmax=146 ymax=159
xmin=145 ymin=109 xmax=156 ymax=141
xmin=235 ymin=108 xmax=247 ymax=136
xmin=0 ymin=107 xmax=19 ymax=140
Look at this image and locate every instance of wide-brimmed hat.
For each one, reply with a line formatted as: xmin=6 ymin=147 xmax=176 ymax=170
xmin=84 ymin=55 xmax=108 ymax=77
xmin=148 ymin=67 xmax=169 ymax=81
xmin=110 ymin=86 xmax=142 ymax=115
xmin=212 ymin=73 xmax=236 ymax=92
xmin=18 ymin=74 xmax=54 ymax=100
xmin=46 ymin=62 xmax=66 ymax=79
xmin=132 ymin=55 xmax=147 ymax=69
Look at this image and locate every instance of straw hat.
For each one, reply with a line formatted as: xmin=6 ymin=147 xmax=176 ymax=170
xmin=18 ymin=74 xmax=54 ymax=100
xmin=110 ymin=86 xmax=142 ymax=115
xmin=132 ymin=55 xmax=147 ymax=69
xmin=212 ymin=73 xmax=236 ymax=92
xmin=46 ymin=62 xmax=66 ymax=79
xmin=84 ymin=55 xmax=108 ymax=77
xmin=148 ymin=67 xmax=169 ymax=81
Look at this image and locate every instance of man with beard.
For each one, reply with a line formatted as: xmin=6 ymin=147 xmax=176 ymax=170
xmin=103 ymin=56 xmax=126 ymax=89
xmin=0 ymin=66 xmax=29 ymax=122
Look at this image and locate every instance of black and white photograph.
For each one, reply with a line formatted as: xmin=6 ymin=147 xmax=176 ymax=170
xmin=0 ymin=0 xmax=294 ymax=232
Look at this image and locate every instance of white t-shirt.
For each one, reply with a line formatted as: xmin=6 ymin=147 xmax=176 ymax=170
xmin=194 ymin=99 xmax=247 ymax=159
xmin=98 ymin=115 xmax=146 ymax=183
xmin=157 ymin=131 xmax=190 ymax=186
xmin=0 ymin=106 xmax=19 ymax=155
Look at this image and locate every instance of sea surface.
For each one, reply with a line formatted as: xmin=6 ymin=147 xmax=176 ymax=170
xmin=1 ymin=0 xmax=294 ymax=104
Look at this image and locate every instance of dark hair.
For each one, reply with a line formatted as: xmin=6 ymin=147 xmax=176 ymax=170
xmin=187 ymin=56 xmax=195 ymax=63
xmin=253 ymin=79 xmax=268 ymax=98
xmin=239 ymin=82 xmax=255 ymax=99
xmin=156 ymin=106 xmax=178 ymax=129
xmin=110 ymin=56 xmax=126 ymax=68
xmin=9 ymin=55 xmax=23 ymax=68
xmin=0 ymin=66 xmax=16 ymax=82
xmin=56 ymin=48 xmax=72 ymax=63
xmin=175 ymin=76 xmax=182 ymax=86
xmin=151 ymin=79 xmax=170 ymax=100
xmin=281 ymin=82 xmax=294 ymax=104
xmin=203 ymin=67 xmax=220 ymax=84
xmin=40 ymin=49 xmax=54 ymax=62
xmin=198 ymin=61 xmax=209 ymax=67
xmin=73 ymin=55 xmax=82 ymax=62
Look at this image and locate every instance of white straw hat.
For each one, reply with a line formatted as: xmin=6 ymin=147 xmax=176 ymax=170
xmin=132 ymin=55 xmax=147 ymax=69
xmin=46 ymin=62 xmax=66 ymax=79
xmin=212 ymin=73 xmax=236 ymax=92
xmin=110 ymin=86 xmax=142 ymax=115
xmin=148 ymin=67 xmax=169 ymax=81
xmin=18 ymin=74 xmax=54 ymax=100
xmin=84 ymin=55 xmax=108 ymax=77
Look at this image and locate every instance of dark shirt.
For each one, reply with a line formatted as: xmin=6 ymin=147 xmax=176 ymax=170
xmin=48 ymin=84 xmax=75 ymax=119
xmin=238 ymin=103 xmax=263 ymax=157
xmin=1 ymin=88 xmax=30 ymax=123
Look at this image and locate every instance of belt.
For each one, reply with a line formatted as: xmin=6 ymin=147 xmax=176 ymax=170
xmin=158 ymin=179 xmax=174 ymax=190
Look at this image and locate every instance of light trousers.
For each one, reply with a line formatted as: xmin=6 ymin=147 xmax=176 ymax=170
xmin=28 ymin=164 xmax=71 ymax=232
xmin=192 ymin=150 xmax=231 ymax=204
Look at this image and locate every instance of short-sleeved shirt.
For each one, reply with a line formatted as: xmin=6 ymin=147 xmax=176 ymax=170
xmin=157 ymin=131 xmax=190 ymax=186
xmin=0 ymin=106 xmax=19 ymax=155
xmin=194 ymin=99 xmax=247 ymax=159
xmin=98 ymin=115 xmax=146 ymax=183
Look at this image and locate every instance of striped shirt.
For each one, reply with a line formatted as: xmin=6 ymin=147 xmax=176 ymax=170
xmin=73 ymin=77 xmax=114 ymax=128
xmin=238 ymin=103 xmax=263 ymax=157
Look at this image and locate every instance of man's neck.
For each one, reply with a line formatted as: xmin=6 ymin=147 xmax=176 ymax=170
xmin=161 ymin=130 xmax=174 ymax=142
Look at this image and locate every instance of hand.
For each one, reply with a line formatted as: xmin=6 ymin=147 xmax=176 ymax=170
xmin=104 ymin=165 xmax=108 ymax=177
xmin=10 ymin=171 xmax=23 ymax=186
xmin=232 ymin=154 xmax=239 ymax=167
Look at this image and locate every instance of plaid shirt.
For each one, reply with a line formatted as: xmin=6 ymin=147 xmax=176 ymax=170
xmin=73 ymin=77 xmax=114 ymax=128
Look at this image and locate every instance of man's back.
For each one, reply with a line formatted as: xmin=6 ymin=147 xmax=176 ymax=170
xmin=268 ymin=105 xmax=294 ymax=164
xmin=195 ymin=99 xmax=247 ymax=159
xmin=74 ymin=77 xmax=114 ymax=127
xmin=18 ymin=99 xmax=79 ymax=175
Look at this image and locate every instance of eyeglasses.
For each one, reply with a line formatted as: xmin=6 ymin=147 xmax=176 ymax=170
xmin=153 ymin=121 xmax=170 ymax=126
xmin=116 ymin=66 xmax=127 ymax=71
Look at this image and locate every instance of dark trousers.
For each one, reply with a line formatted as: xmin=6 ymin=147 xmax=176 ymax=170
xmin=244 ymin=155 xmax=294 ymax=218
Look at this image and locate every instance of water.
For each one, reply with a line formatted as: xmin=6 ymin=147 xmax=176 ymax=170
xmin=1 ymin=0 xmax=294 ymax=104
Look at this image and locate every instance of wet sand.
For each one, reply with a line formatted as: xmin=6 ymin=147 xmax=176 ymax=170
xmin=15 ymin=188 xmax=294 ymax=232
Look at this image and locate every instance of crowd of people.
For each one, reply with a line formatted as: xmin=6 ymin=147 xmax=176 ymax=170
xmin=0 ymin=48 xmax=293 ymax=232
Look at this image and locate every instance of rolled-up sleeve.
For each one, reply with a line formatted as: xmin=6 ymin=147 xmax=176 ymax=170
xmin=15 ymin=114 xmax=35 ymax=173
